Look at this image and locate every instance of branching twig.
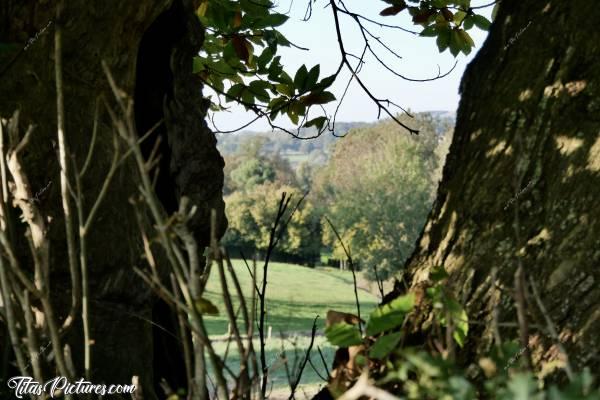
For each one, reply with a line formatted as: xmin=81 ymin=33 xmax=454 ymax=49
xmin=324 ymin=216 xmax=362 ymax=334
xmin=528 ymin=276 xmax=574 ymax=380
xmin=288 ymin=317 xmax=318 ymax=400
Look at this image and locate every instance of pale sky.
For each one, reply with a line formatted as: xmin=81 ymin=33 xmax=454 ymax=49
xmin=208 ymin=1 xmax=493 ymax=132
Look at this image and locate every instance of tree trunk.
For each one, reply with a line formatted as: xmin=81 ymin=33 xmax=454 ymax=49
xmin=0 ymin=0 xmax=226 ymax=396
xmin=404 ymin=0 xmax=600 ymax=377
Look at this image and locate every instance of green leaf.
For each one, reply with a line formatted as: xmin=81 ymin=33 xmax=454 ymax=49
xmin=420 ymin=25 xmax=437 ymax=37
xmin=449 ymin=29 xmax=462 ymax=56
xmin=492 ymin=4 xmax=500 ymax=21
xmin=304 ymin=116 xmax=328 ymax=131
xmin=507 ymin=373 xmax=538 ymax=399
xmin=267 ymin=56 xmax=284 ymax=80
xmin=366 ymin=293 xmax=414 ymax=336
xmin=256 ymin=13 xmax=289 ymax=29
xmin=275 ymin=83 xmax=294 ymax=97
xmin=256 ymin=47 xmax=274 ymax=69
xmin=290 ymin=100 xmax=306 ymax=117
xmin=463 ymin=16 xmax=474 ymax=30
xmin=472 ymin=14 xmax=491 ymax=31
xmin=209 ymin=75 xmax=225 ymax=93
xmin=305 ymin=65 xmax=320 ymax=91
xmin=316 ymin=74 xmax=336 ymax=90
xmin=369 ymin=332 xmax=402 ymax=360
xmin=325 ymin=322 xmax=362 ymax=347
xmin=287 ymin=106 xmax=299 ymax=125
xmin=430 ymin=266 xmax=449 ymax=282
xmin=436 ymin=28 xmax=451 ymax=52
xmin=300 ymin=91 xmax=336 ymax=106
xmin=448 ymin=376 xmax=476 ymax=399
xmin=249 ymin=80 xmax=272 ymax=102
xmin=194 ymin=297 xmax=219 ymax=315
xmin=458 ymin=29 xmax=474 ymax=55
xmin=268 ymin=96 xmax=287 ymax=119
xmin=227 ymin=83 xmax=246 ymax=100
xmin=242 ymin=89 xmax=255 ymax=105
xmin=380 ymin=4 xmax=406 ymax=16
xmin=192 ymin=56 xmax=206 ymax=74
xmin=453 ymin=308 xmax=469 ymax=347
xmin=454 ymin=10 xmax=467 ymax=25
xmin=294 ymin=65 xmax=309 ymax=92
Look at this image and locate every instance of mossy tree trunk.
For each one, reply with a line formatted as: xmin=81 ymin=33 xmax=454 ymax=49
xmin=404 ymin=0 xmax=600 ymax=376
xmin=0 ymin=0 xmax=225 ymax=396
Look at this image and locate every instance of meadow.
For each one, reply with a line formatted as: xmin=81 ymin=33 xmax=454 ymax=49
xmin=203 ymin=260 xmax=379 ymax=394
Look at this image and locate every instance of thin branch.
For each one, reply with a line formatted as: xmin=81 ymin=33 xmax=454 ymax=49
xmin=324 ymin=216 xmax=362 ymax=334
xmin=329 ymin=0 xmax=419 ymax=135
xmin=288 ymin=317 xmax=318 ymax=400
xmin=55 ymin=0 xmax=80 ymax=342
xmin=528 ymin=276 xmax=574 ymax=381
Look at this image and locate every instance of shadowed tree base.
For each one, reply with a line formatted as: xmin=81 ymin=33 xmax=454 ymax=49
xmin=402 ymin=0 xmax=600 ymax=378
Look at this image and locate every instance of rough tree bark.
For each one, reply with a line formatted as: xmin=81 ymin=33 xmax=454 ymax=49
xmin=404 ymin=0 xmax=600 ymax=378
xmin=0 ymin=0 xmax=226 ymax=396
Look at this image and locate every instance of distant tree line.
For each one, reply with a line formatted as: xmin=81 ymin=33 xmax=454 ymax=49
xmin=219 ymin=112 xmax=453 ymax=277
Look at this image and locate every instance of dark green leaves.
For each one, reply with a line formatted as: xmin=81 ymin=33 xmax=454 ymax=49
xmin=325 ymin=322 xmax=363 ymax=347
xmin=366 ymin=293 xmax=415 ymax=336
xmin=380 ymin=3 xmax=407 ymax=16
xmin=304 ymin=116 xmax=328 ymax=131
xmin=306 ymin=65 xmax=320 ymax=91
xmin=246 ymin=13 xmax=289 ymax=29
xmin=472 ymin=15 xmax=491 ymax=31
xmin=436 ymin=28 xmax=451 ymax=52
xmin=430 ymin=265 xmax=449 ymax=282
xmin=369 ymin=332 xmax=402 ymax=359
xmin=196 ymin=0 xmax=492 ymax=128
xmin=300 ymin=91 xmax=336 ymax=106
xmin=294 ymin=65 xmax=309 ymax=92
xmin=427 ymin=281 xmax=469 ymax=348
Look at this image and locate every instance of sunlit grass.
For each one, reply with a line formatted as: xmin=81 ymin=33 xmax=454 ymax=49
xmin=203 ymin=260 xmax=378 ymax=392
xmin=203 ymin=260 xmax=378 ymax=335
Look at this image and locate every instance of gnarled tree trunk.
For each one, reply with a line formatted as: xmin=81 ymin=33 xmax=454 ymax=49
xmin=0 ymin=0 xmax=226 ymax=396
xmin=404 ymin=0 xmax=600 ymax=377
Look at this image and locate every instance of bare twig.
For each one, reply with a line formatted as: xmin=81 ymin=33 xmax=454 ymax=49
xmin=511 ymin=133 xmax=531 ymax=371
xmin=0 ymin=256 xmax=27 ymax=374
xmin=324 ymin=216 xmax=362 ymax=334
xmin=528 ymin=276 xmax=574 ymax=380
xmin=288 ymin=317 xmax=318 ymax=400
xmin=55 ymin=0 xmax=80 ymax=341
xmin=22 ymin=290 xmax=43 ymax=383
xmin=317 ymin=346 xmax=330 ymax=378
xmin=490 ymin=267 xmax=503 ymax=355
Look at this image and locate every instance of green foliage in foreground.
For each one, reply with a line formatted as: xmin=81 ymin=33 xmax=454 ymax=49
xmin=324 ymin=271 xmax=600 ymax=399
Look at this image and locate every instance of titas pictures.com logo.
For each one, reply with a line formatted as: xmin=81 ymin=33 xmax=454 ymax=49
xmin=7 ymin=376 xmax=136 ymax=398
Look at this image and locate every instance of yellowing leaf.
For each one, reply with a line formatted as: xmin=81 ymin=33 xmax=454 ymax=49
xmin=194 ymin=297 xmax=219 ymax=315
xmin=196 ymin=1 xmax=208 ymax=17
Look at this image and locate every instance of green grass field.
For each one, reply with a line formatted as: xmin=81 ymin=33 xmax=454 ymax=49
xmin=203 ymin=260 xmax=378 ymax=335
xmin=203 ymin=260 xmax=379 ymax=393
